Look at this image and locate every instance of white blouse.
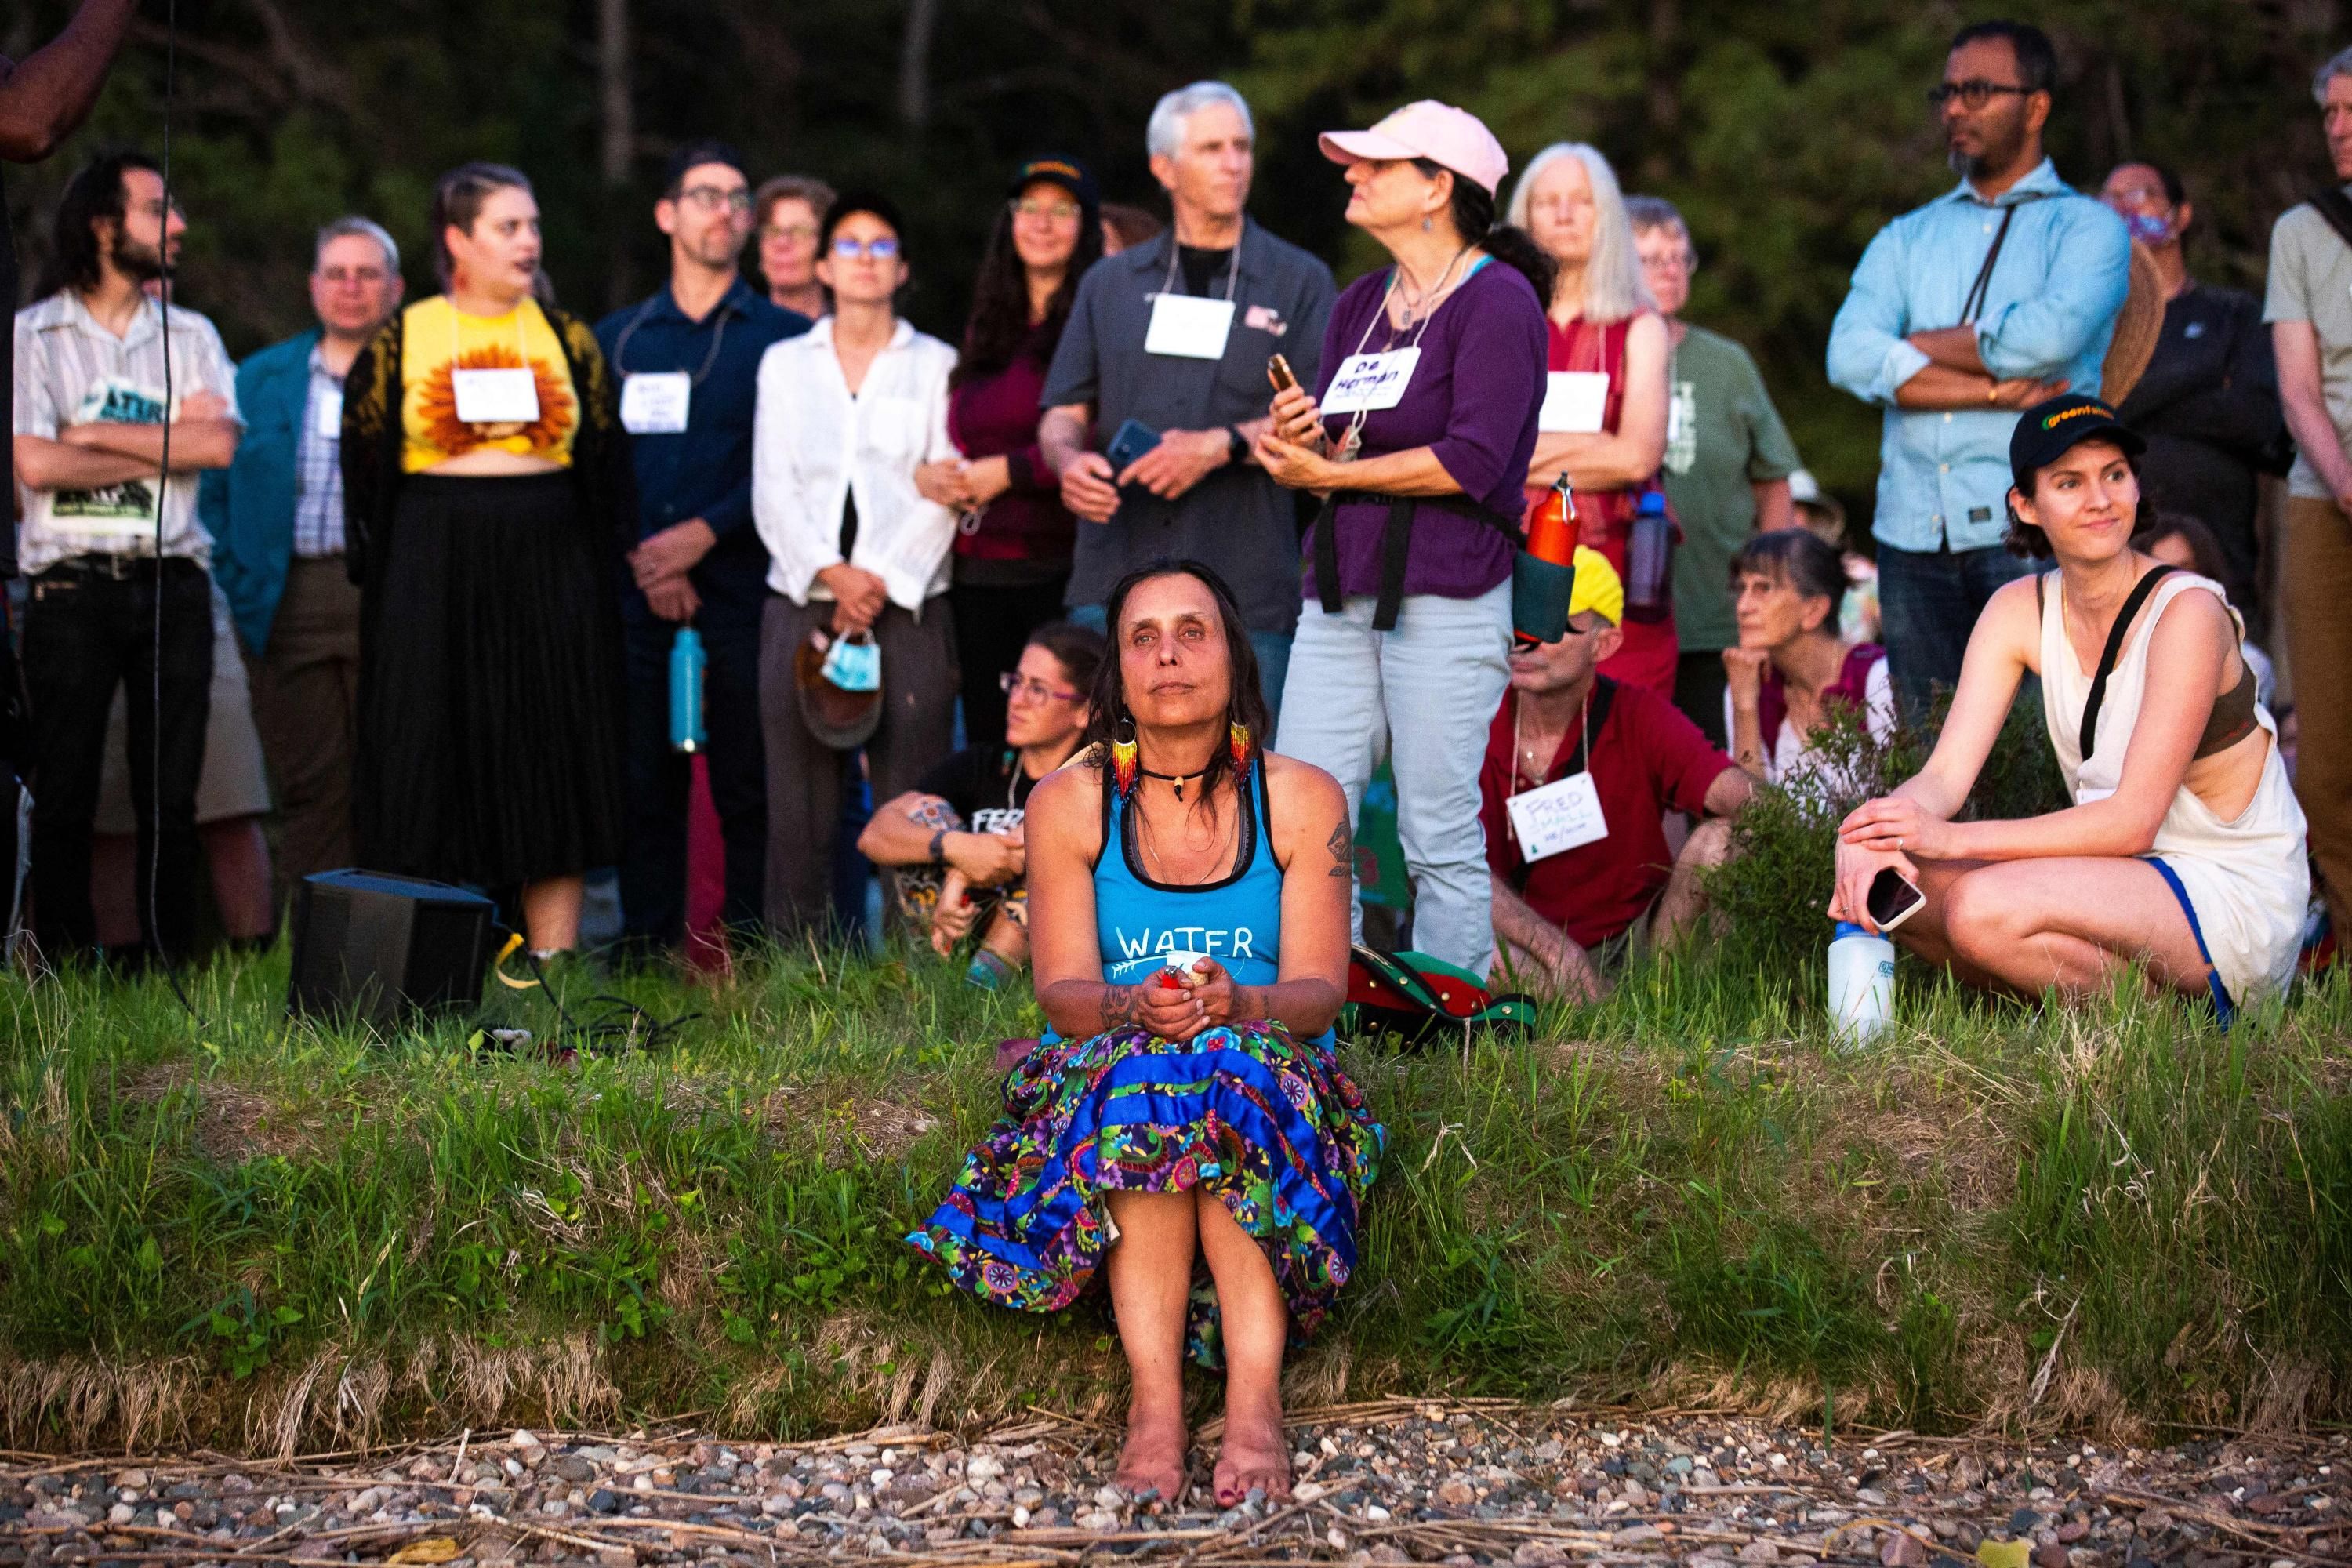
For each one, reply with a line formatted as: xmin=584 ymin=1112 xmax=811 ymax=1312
xmin=753 ymin=315 xmax=960 ymax=612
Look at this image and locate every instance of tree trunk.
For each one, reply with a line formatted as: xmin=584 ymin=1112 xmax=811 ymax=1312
xmin=898 ymin=0 xmax=938 ymax=131
xmin=600 ymin=0 xmax=634 ymax=310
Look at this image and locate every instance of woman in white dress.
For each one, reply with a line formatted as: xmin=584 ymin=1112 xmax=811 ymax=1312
xmin=1831 ymin=395 xmax=2307 ymax=1020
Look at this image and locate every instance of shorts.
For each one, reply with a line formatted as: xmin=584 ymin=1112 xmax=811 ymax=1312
xmin=95 ymin=581 xmax=272 ymax=833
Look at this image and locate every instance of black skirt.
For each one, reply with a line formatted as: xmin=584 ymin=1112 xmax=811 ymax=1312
xmin=354 ymin=470 xmax=626 ymax=888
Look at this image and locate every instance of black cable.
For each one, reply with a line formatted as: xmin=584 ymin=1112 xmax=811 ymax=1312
xmin=480 ymin=919 xmax=698 ymax=1059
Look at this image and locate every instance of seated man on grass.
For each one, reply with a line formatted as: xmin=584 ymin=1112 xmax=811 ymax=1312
xmin=1480 ymin=548 xmax=1755 ymax=1000
xmin=857 ymin=622 xmax=1103 ymax=988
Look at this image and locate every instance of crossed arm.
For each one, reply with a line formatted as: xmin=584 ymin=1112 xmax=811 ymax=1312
xmin=13 ymin=394 xmax=241 ymax=491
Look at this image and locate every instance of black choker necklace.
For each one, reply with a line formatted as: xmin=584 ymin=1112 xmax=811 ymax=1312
xmin=1138 ymin=766 xmax=1203 ymax=800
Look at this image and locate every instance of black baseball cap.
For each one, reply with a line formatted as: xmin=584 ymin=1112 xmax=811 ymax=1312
xmin=662 ymin=139 xmax=749 ymax=194
xmin=1006 ymin=155 xmax=1100 ymax=223
xmin=2009 ymin=393 xmax=2145 ymax=492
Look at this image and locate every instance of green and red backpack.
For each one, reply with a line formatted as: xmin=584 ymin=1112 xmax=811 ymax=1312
xmin=1340 ymin=946 xmax=1536 ymax=1044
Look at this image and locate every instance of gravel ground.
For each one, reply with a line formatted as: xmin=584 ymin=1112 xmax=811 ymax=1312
xmin=1 ymin=1400 xmax=2344 ymax=1566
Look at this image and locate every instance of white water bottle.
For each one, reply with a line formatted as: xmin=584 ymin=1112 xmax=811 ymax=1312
xmin=1827 ymin=920 xmax=1895 ymax=1048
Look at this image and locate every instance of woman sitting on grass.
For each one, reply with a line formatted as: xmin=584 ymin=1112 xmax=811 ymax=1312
xmin=909 ymin=561 xmax=1382 ymax=1510
xmin=1721 ymin=527 xmax=1894 ymax=788
xmin=1831 ymin=395 xmax=2307 ymax=1019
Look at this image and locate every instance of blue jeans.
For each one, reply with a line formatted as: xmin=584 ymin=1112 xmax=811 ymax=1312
xmin=1066 ymin=601 xmax=1292 ymax=742
xmin=1276 ymin=583 xmax=1512 ymax=976
xmin=1875 ymin=539 xmax=2033 ymax=723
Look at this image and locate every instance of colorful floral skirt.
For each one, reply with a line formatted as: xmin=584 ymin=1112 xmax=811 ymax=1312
xmin=907 ymin=1020 xmax=1384 ymax=1368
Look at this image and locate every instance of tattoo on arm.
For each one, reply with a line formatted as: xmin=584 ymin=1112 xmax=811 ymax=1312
xmin=1098 ymin=984 xmax=1143 ymax=1031
xmin=1327 ymin=818 xmax=1353 ymax=878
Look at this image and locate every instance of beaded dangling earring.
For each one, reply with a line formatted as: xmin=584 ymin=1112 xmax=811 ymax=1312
xmin=1111 ymin=717 xmax=1139 ymax=799
xmin=1229 ymin=720 xmax=1253 ymax=773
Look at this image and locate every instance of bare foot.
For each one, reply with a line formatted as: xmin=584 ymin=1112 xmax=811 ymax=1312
xmin=1213 ymin=1403 xmax=1292 ymax=1507
xmin=1114 ymin=1402 xmax=1187 ymax=1507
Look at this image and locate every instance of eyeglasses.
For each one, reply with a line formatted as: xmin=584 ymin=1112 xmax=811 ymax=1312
xmin=762 ymin=222 xmax=818 ymax=244
xmin=1640 ymin=249 xmax=1695 ymax=274
xmin=676 ymin=185 xmax=752 ymax=213
xmin=831 ymin=235 xmax=901 ymax=260
xmin=315 ymin=266 xmax=390 ymax=285
xmin=1000 ymin=670 xmax=1081 ymax=704
xmin=1927 ymin=79 xmax=2030 ymax=111
xmin=1011 ymin=197 xmax=1083 ymax=223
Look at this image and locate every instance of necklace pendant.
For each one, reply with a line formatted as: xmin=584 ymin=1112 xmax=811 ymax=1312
xmin=1174 ymin=777 xmax=1185 ymax=800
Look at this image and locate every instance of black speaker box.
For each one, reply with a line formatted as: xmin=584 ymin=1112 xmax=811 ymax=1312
xmin=287 ymin=869 xmax=496 ymax=1025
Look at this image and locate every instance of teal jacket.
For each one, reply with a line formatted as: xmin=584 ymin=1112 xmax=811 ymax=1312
xmin=199 ymin=328 xmax=321 ymax=656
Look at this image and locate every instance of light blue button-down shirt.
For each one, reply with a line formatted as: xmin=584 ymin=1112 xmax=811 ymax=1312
xmin=1827 ymin=159 xmax=2130 ymax=553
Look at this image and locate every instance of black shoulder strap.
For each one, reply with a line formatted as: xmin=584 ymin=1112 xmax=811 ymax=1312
xmin=1959 ymin=204 xmax=2020 ymax=325
xmin=2078 ymin=565 xmax=2178 ymax=760
xmin=2308 ymin=188 xmax=2352 ymax=255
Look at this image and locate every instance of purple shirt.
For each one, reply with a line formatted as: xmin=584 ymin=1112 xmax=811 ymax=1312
xmin=1305 ymin=258 xmax=1547 ymax=601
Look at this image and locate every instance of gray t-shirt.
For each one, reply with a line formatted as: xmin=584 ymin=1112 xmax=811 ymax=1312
xmin=2263 ymin=198 xmax=2352 ymax=499
xmin=1040 ymin=217 xmax=1336 ymax=634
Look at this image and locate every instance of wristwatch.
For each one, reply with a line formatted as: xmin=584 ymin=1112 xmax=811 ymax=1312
xmin=1226 ymin=424 xmax=1250 ymax=465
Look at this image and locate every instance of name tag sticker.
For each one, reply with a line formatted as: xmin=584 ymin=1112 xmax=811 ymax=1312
xmin=451 ymin=366 xmax=540 ymax=426
xmin=1319 ymin=347 xmax=1421 ymax=416
xmin=1145 ymin=293 xmax=1236 ymax=360
xmin=1538 ymin=370 xmax=1610 ymax=433
xmin=1505 ymin=770 xmax=1609 ymax=862
xmin=619 ymin=371 xmax=691 ymax=434
xmin=312 ymin=387 xmax=344 ymax=440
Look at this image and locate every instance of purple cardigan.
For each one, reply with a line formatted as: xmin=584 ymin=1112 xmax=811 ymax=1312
xmin=948 ymin=330 xmax=1074 ymax=568
xmin=1305 ymin=259 xmax=1548 ymax=601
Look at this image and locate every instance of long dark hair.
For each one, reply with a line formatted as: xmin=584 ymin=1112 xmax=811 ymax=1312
xmin=951 ymin=190 xmax=1103 ymax=392
xmin=1081 ymin=560 xmax=1271 ymax=815
xmin=1412 ymin=158 xmax=1556 ymax=304
xmin=43 ymin=151 xmax=158 ymax=296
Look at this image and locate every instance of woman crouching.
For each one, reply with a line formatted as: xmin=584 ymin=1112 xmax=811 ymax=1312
xmin=1831 ymin=395 xmax=2307 ymax=1018
xmin=909 ymin=561 xmax=1382 ymax=1508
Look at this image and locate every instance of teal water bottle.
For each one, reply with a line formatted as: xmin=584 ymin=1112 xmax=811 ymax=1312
xmin=669 ymin=626 xmax=706 ymax=753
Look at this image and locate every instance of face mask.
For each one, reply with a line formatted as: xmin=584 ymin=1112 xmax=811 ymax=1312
xmin=2123 ymin=210 xmax=2173 ymax=245
xmin=820 ymin=633 xmax=882 ymax=693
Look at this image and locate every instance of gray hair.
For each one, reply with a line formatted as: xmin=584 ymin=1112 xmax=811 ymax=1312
xmin=314 ymin=215 xmax=400 ymax=276
xmin=1624 ymin=194 xmax=1686 ymax=238
xmin=2316 ymin=45 xmax=2352 ymax=105
xmin=1506 ymin=143 xmax=1654 ymax=323
xmin=1146 ymin=81 xmax=1254 ymax=162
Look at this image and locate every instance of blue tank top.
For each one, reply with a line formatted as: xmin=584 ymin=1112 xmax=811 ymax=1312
xmin=1094 ymin=759 xmax=1290 ymax=979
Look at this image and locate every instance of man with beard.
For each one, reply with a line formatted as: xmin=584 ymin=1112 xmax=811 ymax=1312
xmin=597 ymin=141 xmax=808 ymax=956
xmin=12 ymin=151 xmax=241 ymax=967
xmin=1827 ymin=20 xmax=2129 ymax=720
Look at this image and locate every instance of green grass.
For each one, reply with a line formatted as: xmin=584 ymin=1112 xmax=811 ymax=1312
xmin=1 ymin=935 xmax=2347 ymax=1454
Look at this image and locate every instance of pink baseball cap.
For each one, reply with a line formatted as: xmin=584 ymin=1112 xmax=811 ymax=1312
xmin=1319 ymin=100 xmax=1509 ymax=196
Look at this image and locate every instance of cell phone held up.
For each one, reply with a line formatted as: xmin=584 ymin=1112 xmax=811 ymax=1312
xmin=1266 ymin=353 xmax=1298 ymax=395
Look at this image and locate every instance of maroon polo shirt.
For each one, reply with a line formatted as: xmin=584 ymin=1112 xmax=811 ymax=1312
xmin=1479 ymin=677 xmax=1738 ymax=949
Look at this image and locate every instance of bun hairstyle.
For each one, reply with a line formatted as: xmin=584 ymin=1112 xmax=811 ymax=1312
xmin=1411 ymin=157 xmax=1557 ymax=305
xmin=1081 ymin=559 xmax=1272 ymax=813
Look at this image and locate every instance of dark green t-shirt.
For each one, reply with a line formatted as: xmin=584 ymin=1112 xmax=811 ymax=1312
xmin=1662 ymin=324 xmax=1801 ymax=651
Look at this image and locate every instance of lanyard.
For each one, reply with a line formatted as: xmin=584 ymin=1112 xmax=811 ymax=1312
xmin=1334 ymin=244 xmax=1471 ymax=458
xmin=612 ymin=291 xmax=732 ymax=386
xmin=1512 ymin=689 xmax=1592 ymax=791
xmin=1156 ymin=225 xmax=1243 ymax=304
xmin=449 ymin=299 xmax=531 ymax=365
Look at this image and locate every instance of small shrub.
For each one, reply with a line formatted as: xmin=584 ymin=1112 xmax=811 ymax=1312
xmin=1706 ymin=688 xmax=2069 ymax=976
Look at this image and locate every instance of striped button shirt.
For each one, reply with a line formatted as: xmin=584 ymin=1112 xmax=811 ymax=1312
xmin=11 ymin=289 xmax=241 ymax=574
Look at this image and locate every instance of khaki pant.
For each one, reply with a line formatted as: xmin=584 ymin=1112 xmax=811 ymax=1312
xmin=249 ymin=557 xmax=361 ymax=898
xmin=2283 ymin=496 xmax=2352 ymax=930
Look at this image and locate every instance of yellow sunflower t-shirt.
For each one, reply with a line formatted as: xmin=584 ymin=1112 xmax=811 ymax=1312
xmin=399 ymin=296 xmax=579 ymax=472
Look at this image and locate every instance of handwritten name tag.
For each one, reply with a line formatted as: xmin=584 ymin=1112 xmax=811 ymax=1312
xmin=1320 ymin=347 xmax=1422 ymax=416
xmin=1504 ymin=770 xmax=1608 ymax=862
